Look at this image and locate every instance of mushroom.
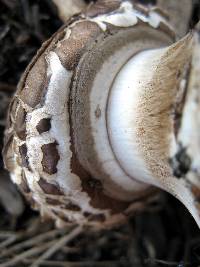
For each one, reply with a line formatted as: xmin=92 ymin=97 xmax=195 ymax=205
xmin=3 ymin=0 xmax=200 ymax=228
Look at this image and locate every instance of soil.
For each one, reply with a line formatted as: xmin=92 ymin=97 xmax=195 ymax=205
xmin=0 ymin=1 xmax=200 ymax=266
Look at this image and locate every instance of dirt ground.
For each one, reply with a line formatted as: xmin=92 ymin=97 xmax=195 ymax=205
xmin=0 ymin=0 xmax=200 ymax=266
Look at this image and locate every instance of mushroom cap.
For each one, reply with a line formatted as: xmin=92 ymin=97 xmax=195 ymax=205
xmin=3 ymin=0 xmax=199 ymax=227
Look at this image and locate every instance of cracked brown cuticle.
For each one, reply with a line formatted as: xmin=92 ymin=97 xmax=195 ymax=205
xmin=41 ymin=142 xmax=60 ymax=174
xmin=19 ymin=144 xmax=29 ymax=168
xmin=46 ymin=198 xmax=62 ymax=205
xmin=36 ymin=118 xmax=51 ymax=134
xmin=63 ymin=202 xmax=81 ymax=211
xmin=14 ymin=104 xmax=27 ymax=140
xmin=17 ymin=23 xmax=73 ymax=108
xmin=38 ymin=178 xmax=64 ymax=195
xmin=55 ymin=21 xmax=101 ymax=70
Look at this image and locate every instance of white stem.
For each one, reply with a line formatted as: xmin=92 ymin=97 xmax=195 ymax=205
xmin=107 ymin=33 xmax=200 ymax=227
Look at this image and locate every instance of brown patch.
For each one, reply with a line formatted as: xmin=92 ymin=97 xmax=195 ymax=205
xmin=20 ymin=170 xmax=31 ymax=193
xmin=19 ymin=144 xmax=29 ymax=168
xmin=17 ymin=18 xmax=77 ymax=108
xmin=63 ymin=202 xmax=81 ymax=211
xmin=19 ymin=54 xmax=49 ymax=108
xmin=71 ymin=156 xmax=130 ymax=214
xmin=41 ymin=142 xmax=60 ymax=174
xmin=95 ymin=106 xmax=101 ymax=118
xmin=14 ymin=103 xmax=27 ymax=140
xmin=85 ymin=0 xmax=120 ymax=17
xmin=2 ymin=134 xmax=14 ymax=171
xmin=38 ymin=177 xmax=64 ymax=195
xmin=81 ymin=177 xmax=129 ymax=213
xmin=18 ymin=29 xmax=64 ymax=108
xmin=55 ymin=21 xmax=101 ymax=70
xmin=36 ymin=118 xmax=51 ymax=134
xmin=46 ymin=198 xmax=62 ymax=205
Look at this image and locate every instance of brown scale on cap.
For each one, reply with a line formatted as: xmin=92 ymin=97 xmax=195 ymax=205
xmin=18 ymin=144 xmax=30 ymax=169
xmin=36 ymin=118 xmax=51 ymax=134
xmin=38 ymin=178 xmax=64 ymax=195
xmin=83 ymin=212 xmax=106 ymax=223
xmin=18 ymin=53 xmax=50 ymax=108
xmin=16 ymin=17 xmax=80 ymax=108
xmin=46 ymin=198 xmax=62 ymax=205
xmin=41 ymin=142 xmax=60 ymax=174
xmin=14 ymin=104 xmax=27 ymax=140
xmin=69 ymin=118 xmax=132 ymax=214
xmin=55 ymin=21 xmax=102 ymax=70
xmin=62 ymin=202 xmax=81 ymax=212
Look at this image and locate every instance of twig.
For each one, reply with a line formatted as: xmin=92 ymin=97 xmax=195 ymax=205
xmin=144 ymin=258 xmax=191 ymax=266
xmin=0 ymin=228 xmax=68 ymax=257
xmin=0 ymin=240 xmax=55 ymax=267
xmin=30 ymin=225 xmax=83 ymax=267
xmin=0 ymin=232 xmax=18 ymax=237
xmin=23 ymin=259 xmax=119 ymax=267
xmin=0 ymin=231 xmax=26 ymax=251
xmin=0 ymin=236 xmax=17 ymax=249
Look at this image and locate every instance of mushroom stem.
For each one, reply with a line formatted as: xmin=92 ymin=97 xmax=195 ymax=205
xmin=107 ymin=33 xmax=200 ymax=227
